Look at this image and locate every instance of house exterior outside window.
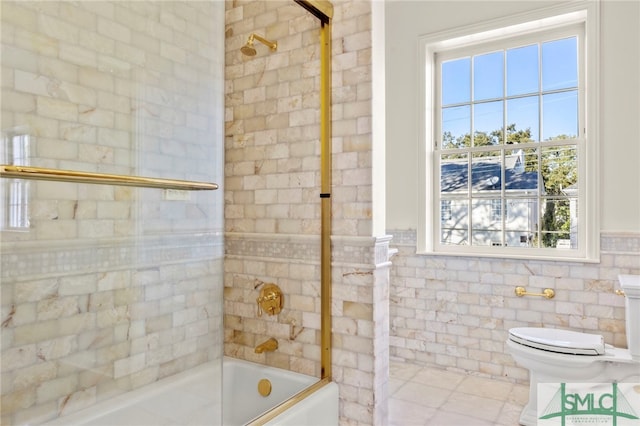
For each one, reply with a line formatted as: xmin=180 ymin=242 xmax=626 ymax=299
xmin=417 ymin=2 xmax=600 ymax=262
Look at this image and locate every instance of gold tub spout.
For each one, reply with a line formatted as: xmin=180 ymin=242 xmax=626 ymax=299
xmin=255 ymin=338 xmax=278 ymax=354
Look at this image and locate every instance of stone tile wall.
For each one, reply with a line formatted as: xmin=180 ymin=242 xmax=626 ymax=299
xmin=1 ymin=1 xmax=224 ymax=424
xmin=1 ymin=236 xmax=223 ymax=425
xmin=224 ymin=0 xmax=374 ymax=238
xmin=388 ymin=231 xmax=640 ymax=383
xmin=224 ymin=233 xmax=390 ymax=425
xmin=224 ymin=1 xmax=388 ymax=425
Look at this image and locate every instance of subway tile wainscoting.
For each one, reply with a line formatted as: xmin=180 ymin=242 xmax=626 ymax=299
xmin=388 ymin=231 xmax=639 ymax=381
xmin=224 ymin=233 xmax=392 ymax=425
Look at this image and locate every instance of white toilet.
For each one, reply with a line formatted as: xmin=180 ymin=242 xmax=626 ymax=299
xmin=507 ymin=274 xmax=640 ymax=426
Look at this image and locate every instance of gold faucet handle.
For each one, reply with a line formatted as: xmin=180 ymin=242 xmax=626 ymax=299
xmin=615 ymin=289 xmax=626 ymax=296
xmin=257 ymin=296 xmax=264 ymax=317
xmin=256 ymin=283 xmax=283 ymax=317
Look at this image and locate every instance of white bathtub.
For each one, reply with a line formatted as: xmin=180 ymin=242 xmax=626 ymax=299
xmin=44 ymin=357 xmax=338 ymax=426
xmin=224 ymin=357 xmax=339 ymax=426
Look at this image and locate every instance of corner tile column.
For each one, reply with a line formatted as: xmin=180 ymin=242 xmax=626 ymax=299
xmin=332 ymin=235 xmax=391 ymax=425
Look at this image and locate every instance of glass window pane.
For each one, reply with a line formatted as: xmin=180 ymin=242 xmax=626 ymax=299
xmin=440 ymin=199 xmax=468 ymax=245
xmin=471 ymin=198 xmax=502 ymax=246
xmin=441 ymin=200 xmax=452 ymax=220
xmin=474 ymin=51 xmax=503 ymax=101
xmin=506 ymin=197 xmax=539 ymax=248
xmin=542 ymin=91 xmax=578 ymax=140
xmin=506 ymin=198 xmax=538 ymax=228
xmin=542 ymin=37 xmax=578 ymax=91
xmin=441 ymin=153 xmax=468 ymax=194
xmin=442 ymin=57 xmax=471 ymax=105
xmin=472 ymin=231 xmax=503 ymax=246
xmin=472 ymin=199 xmax=502 ymax=229
xmin=471 ymin=151 xmax=501 ymax=193
xmin=541 ymin=145 xmax=578 ymax=194
xmin=506 ymin=96 xmax=539 ymax=142
xmin=505 ymin=148 xmax=538 ymax=192
xmin=506 ymin=231 xmax=536 ymax=247
xmin=442 ymin=105 xmax=470 ymax=148
xmin=473 ymin=101 xmax=503 ymax=146
xmin=540 ymin=197 xmax=576 ymax=249
xmin=507 ymin=44 xmax=538 ymax=96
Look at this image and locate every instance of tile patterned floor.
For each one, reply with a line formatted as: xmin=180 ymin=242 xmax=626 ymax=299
xmin=389 ymin=361 xmax=529 ymax=426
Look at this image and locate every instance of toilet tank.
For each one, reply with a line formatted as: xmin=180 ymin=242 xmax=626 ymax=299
xmin=619 ymin=274 xmax=640 ymax=360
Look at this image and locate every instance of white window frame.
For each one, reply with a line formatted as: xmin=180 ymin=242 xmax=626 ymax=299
xmin=417 ymin=2 xmax=600 ymax=262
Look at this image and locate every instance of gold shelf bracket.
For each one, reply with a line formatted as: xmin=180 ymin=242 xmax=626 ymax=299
xmin=0 ymin=165 xmax=218 ymax=191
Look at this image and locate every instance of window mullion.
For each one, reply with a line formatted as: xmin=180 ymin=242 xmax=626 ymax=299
xmin=538 ymin=40 xmax=544 ymax=143
xmin=537 ymin=40 xmax=543 ymax=249
xmin=467 ymin=154 xmax=472 ymax=245
xmin=502 ymin=48 xmax=507 ymax=246
xmin=468 ymin=54 xmax=474 ymax=243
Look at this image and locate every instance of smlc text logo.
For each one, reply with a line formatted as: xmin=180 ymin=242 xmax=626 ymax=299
xmin=538 ymin=382 xmax=640 ymax=425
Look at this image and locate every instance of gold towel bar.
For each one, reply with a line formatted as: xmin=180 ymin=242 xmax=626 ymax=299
xmin=0 ymin=165 xmax=218 ymax=191
xmin=515 ymin=286 xmax=555 ymax=299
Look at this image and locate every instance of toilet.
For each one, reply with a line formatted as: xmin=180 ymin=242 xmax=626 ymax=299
xmin=507 ymin=274 xmax=640 ymax=426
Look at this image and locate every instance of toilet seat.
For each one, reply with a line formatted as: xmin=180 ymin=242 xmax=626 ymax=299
xmin=509 ymin=327 xmax=605 ymax=355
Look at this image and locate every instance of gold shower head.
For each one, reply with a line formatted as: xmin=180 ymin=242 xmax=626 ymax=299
xmin=240 ymin=42 xmax=257 ymax=57
xmin=241 ymin=33 xmax=277 ymax=57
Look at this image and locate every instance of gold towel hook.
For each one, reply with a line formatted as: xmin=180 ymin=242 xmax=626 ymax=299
xmin=515 ymin=286 xmax=555 ymax=299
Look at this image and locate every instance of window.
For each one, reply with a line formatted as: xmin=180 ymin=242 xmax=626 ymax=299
xmin=1 ymin=129 xmax=30 ymax=231
xmin=418 ymin=3 xmax=600 ymax=261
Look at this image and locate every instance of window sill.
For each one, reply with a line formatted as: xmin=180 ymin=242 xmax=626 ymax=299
xmin=416 ymin=247 xmax=601 ymax=263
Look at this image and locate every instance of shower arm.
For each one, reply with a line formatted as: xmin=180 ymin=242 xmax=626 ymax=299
xmin=248 ymin=34 xmax=277 ymax=51
xmin=0 ymin=165 xmax=218 ymax=191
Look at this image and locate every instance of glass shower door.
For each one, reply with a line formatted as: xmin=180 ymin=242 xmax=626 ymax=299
xmin=0 ymin=2 xmax=224 ymax=424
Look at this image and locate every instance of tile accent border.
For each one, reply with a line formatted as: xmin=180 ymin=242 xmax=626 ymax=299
xmin=1 ymin=233 xmax=224 ymax=281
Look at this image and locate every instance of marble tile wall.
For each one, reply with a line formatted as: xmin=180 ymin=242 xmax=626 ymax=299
xmin=224 ymin=0 xmax=374 ymax=238
xmin=224 ymin=233 xmax=390 ymax=426
xmin=1 ymin=236 xmax=224 ymax=425
xmin=1 ymin=1 xmax=224 ymax=425
xmin=1 ymin=1 xmax=224 ymax=242
xmin=388 ymin=231 xmax=640 ymax=383
xmin=224 ymin=2 xmax=387 ymax=425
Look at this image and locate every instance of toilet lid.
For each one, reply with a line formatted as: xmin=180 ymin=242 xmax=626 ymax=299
xmin=509 ymin=327 xmax=605 ymax=355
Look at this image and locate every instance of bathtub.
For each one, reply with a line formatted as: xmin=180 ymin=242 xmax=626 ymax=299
xmin=224 ymin=357 xmax=339 ymax=425
xmin=44 ymin=357 xmax=338 ymax=426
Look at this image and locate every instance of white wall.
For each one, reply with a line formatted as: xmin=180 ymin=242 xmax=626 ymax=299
xmin=385 ymin=0 xmax=640 ymax=233
xmin=600 ymin=0 xmax=640 ymax=232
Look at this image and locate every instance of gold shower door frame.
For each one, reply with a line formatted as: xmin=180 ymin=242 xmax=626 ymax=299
xmin=246 ymin=1 xmax=333 ymax=425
